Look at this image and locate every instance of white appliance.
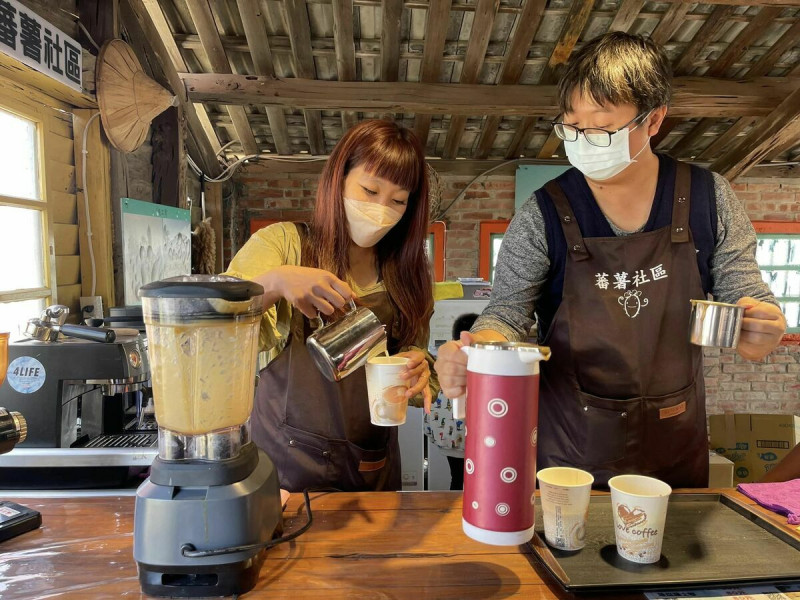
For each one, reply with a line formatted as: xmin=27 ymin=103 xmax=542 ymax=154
xmin=428 ymin=298 xmax=491 ymax=357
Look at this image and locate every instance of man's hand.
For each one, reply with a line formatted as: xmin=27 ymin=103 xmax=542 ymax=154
xmin=434 ymin=331 xmax=475 ymax=400
xmin=736 ymin=297 xmax=786 ymax=361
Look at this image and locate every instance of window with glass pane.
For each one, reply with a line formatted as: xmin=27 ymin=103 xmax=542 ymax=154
xmin=0 ymin=106 xmax=49 ymax=336
xmin=0 ymin=206 xmax=46 ymax=292
xmin=0 ymin=109 xmax=40 ymax=201
xmin=756 ymin=235 xmax=800 ymax=333
xmin=489 ymin=234 xmax=504 ymax=284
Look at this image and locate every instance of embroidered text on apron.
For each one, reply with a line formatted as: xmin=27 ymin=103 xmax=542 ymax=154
xmin=537 ymin=162 xmax=709 ymax=488
xmin=252 ymin=224 xmax=402 ymax=492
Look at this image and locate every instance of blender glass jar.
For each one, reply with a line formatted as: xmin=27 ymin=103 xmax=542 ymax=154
xmin=140 ymin=276 xmax=264 ymax=435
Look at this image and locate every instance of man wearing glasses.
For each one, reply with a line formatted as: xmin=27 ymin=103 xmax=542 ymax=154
xmin=435 ymin=32 xmax=786 ymax=489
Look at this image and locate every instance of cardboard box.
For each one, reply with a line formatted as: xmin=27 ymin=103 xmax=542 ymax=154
xmin=708 ymin=451 xmax=734 ymax=488
xmin=709 ymin=413 xmax=800 ymax=484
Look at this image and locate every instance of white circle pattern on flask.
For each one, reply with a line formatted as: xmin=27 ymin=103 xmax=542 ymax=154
xmin=472 ymin=501 xmax=479 ymax=509
xmin=500 ymin=467 xmax=517 ymax=483
xmin=487 ymin=398 xmax=509 ymax=418
xmin=465 ymin=458 xmax=475 ymax=475
xmin=530 ymin=492 xmax=536 ymax=505
xmin=495 ymin=503 xmax=510 ymax=517
xmin=531 ymin=427 xmax=538 ymax=447
xmin=484 ymin=436 xmax=496 ymax=448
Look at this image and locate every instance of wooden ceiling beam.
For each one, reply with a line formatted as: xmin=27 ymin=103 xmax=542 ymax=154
xmin=186 ymin=0 xmax=259 ymax=156
xmin=743 ymin=20 xmax=800 ymax=78
xmin=672 ymin=5 xmax=735 ymax=75
xmin=649 ymin=2 xmax=692 ymax=45
xmin=235 ymin=0 xmax=291 ymax=155
xmin=443 ymin=0 xmax=500 ymax=159
xmin=705 ymin=7 xmax=784 ymax=78
xmin=538 ymin=0 xmax=594 ymax=86
xmin=332 ymin=0 xmax=358 ymax=130
xmin=710 ymin=86 xmax=800 ymax=180
xmin=667 ymin=118 xmax=717 ymax=159
xmin=127 ymin=0 xmax=221 ymax=176
xmin=505 ymin=117 xmax=538 ymax=159
xmin=283 ymin=0 xmax=326 ymax=155
xmin=413 ymin=0 xmax=452 ymax=146
xmin=169 ymin=34 xmax=793 ymax=70
xmin=381 ymin=0 xmax=403 ymax=83
xmin=696 ymin=117 xmax=758 ymax=161
xmin=529 ymin=0 xmax=592 ymax=160
xmin=475 ymin=0 xmax=547 ymax=159
xmin=238 ymin=158 xmax=800 ymax=179
xmin=181 ymin=74 xmax=800 ymax=118
xmin=607 ymin=0 xmax=644 ymax=32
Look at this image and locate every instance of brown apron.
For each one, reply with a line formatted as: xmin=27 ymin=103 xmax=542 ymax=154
xmin=538 ymin=162 xmax=709 ymax=488
xmin=252 ymin=225 xmax=402 ymax=493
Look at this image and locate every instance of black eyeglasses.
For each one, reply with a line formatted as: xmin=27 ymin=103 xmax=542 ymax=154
xmin=551 ymin=112 xmax=651 ymax=148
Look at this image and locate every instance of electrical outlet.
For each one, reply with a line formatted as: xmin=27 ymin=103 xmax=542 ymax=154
xmin=80 ymin=296 xmax=104 ymax=320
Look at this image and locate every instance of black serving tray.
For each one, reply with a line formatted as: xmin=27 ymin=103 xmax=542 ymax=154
xmin=530 ymin=493 xmax=800 ymax=592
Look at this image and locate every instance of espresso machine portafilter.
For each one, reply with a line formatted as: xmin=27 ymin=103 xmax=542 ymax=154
xmin=25 ymin=305 xmax=116 ymax=343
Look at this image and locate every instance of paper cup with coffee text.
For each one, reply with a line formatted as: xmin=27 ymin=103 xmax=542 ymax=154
xmin=608 ymin=474 xmax=672 ymax=564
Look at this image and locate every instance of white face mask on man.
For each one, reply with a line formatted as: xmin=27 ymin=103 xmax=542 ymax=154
xmin=564 ymin=113 xmax=652 ymax=181
xmin=343 ymin=197 xmax=404 ymax=247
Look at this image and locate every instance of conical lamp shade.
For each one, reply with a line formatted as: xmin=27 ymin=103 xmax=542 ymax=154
xmin=96 ymin=39 xmax=177 ymax=153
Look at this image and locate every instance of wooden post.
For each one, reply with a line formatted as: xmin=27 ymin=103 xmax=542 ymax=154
xmin=205 ymin=182 xmax=225 ymax=274
xmin=73 ymin=109 xmax=115 ymax=308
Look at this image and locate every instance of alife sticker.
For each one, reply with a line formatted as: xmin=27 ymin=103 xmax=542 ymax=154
xmin=6 ymin=356 xmax=46 ymax=394
xmin=659 ymin=401 xmax=687 ymax=420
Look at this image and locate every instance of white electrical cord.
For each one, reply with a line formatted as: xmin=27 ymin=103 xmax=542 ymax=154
xmin=81 ymin=112 xmax=101 ymax=297
xmin=188 ymin=150 xmax=327 ymax=184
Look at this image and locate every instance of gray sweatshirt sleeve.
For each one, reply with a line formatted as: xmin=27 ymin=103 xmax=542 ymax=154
xmin=709 ymin=173 xmax=777 ymax=306
xmin=471 ymin=194 xmax=550 ymax=341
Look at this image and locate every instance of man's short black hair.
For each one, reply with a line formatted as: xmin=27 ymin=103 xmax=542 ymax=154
xmin=558 ymin=32 xmax=672 ymax=115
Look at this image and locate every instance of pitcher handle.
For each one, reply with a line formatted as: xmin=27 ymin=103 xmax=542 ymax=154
xmin=312 ymin=298 xmax=358 ymax=330
xmin=453 ymin=396 xmax=466 ymax=420
xmin=452 ymin=345 xmax=471 ymax=420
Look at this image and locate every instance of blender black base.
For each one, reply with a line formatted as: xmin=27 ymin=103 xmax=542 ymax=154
xmin=137 ymin=553 xmax=263 ymax=598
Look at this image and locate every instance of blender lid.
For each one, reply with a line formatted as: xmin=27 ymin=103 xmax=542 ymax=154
xmin=139 ymin=275 xmax=264 ymax=300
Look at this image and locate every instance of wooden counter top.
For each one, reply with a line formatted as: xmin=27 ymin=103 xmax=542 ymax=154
xmin=1 ymin=489 xmax=797 ymax=599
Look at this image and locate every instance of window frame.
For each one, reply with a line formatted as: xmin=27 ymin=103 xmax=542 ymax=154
xmin=0 ymin=97 xmax=56 ymax=315
xmin=752 ymin=222 xmax=800 ymax=337
xmin=479 ymin=220 xmax=510 ymax=283
xmin=428 ymin=221 xmax=446 ymax=282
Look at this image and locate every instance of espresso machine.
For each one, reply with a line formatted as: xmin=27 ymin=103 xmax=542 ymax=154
xmin=133 ymin=276 xmax=282 ymax=597
xmin=0 ymin=308 xmax=154 ymax=488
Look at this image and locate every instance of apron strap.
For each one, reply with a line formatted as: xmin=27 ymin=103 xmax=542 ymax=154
xmin=545 ymin=181 xmax=590 ymax=262
xmin=671 ymin=162 xmax=692 ymax=243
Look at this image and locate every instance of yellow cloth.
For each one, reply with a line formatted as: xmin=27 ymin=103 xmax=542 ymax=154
xmin=433 ymin=281 xmax=464 ymax=301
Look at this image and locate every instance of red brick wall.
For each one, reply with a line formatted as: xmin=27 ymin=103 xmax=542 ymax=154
xmin=228 ymin=168 xmax=800 ymax=417
xmin=730 ymin=180 xmax=800 ymax=222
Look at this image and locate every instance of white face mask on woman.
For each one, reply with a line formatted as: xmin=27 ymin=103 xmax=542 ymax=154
xmin=343 ymin=197 xmax=404 ymax=247
xmin=564 ymin=117 xmax=651 ymax=181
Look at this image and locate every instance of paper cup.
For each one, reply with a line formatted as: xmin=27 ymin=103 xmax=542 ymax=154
xmin=608 ymin=475 xmax=672 ymax=564
xmin=536 ymin=467 xmax=594 ymax=551
xmin=366 ymin=356 xmax=410 ymax=426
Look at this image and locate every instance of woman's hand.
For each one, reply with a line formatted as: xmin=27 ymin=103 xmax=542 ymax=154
xmin=396 ymin=350 xmax=433 ymax=412
xmin=736 ymin=297 xmax=786 ymax=361
xmin=267 ymin=266 xmax=355 ymax=319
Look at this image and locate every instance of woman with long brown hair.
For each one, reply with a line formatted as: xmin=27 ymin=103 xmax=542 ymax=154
xmin=225 ymin=120 xmax=436 ymax=492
